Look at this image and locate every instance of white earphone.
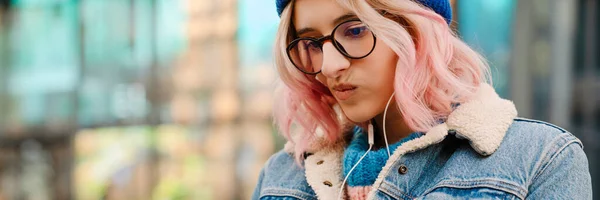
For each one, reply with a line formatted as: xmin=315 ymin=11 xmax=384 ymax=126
xmin=337 ymin=92 xmax=396 ymax=200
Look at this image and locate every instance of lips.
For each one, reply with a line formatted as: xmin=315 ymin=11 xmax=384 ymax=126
xmin=332 ymin=84 xmax=357 ymax=101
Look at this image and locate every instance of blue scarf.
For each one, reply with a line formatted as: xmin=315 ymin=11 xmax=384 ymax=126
xmin=343 ymin=126 xmax=424 ymax=186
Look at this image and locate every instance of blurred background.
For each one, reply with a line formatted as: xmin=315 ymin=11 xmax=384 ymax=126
xmin=0 ymin=0 xmax=597 ymax=199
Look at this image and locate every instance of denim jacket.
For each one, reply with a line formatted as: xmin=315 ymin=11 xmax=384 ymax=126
xmin=253 ymin=83 xmax=592 ymax=200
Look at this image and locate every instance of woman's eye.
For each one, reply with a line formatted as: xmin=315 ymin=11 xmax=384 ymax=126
xmin=345 ymin=26 xmax=368 ymax=38
xmin=308 ymin=42 xmax=321 ymax=51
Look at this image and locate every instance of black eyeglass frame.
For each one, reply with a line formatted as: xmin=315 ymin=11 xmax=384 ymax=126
xmin=286 ymin=19 xmax=377 ymax=75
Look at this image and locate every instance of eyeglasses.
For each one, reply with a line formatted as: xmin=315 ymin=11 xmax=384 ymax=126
xmin=286 ymin=19 xmax=377 ymax=75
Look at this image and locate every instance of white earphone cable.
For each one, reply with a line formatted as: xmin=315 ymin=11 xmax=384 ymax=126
xmin=382 ymin=92 xmax=396 ymax=157
xmin=337 ymin=144 xmax=372 ymax=200
xmin=336 ymin=92 xmax=395 ymax=199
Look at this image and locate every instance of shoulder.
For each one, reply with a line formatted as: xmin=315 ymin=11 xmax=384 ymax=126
xmin=502 ymin=118 xmax=583 ymax=153
xmin=501 ymin=118 xmax=588 ymax=177
xmin=449 ymin=117 xmax=584 ymax=166
xmin=486 ymin=117 xmax=589 ymax=186
xmin=255 ymin=150 xmax=317 ymax=200
xmin=490 ymin=117 xmax=585 ymax=168
xmin=441 ymin=117 xmax=584 ymax=167
xmin=437 ymin=118 xmax=589 ymax=198
xmin=501 ymin=118 xmax=592 ymax=198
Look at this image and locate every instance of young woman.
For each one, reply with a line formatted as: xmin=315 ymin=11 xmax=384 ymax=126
xmin=253 ymin=0 xmax=592 ymax=199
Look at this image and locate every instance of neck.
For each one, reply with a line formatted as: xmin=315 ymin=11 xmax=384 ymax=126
xmin=371 ymin=101 xmax=413 ymax=150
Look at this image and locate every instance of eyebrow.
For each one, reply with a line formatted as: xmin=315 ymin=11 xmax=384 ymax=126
xmin=295 ymin=13 xmax=358 ymax=37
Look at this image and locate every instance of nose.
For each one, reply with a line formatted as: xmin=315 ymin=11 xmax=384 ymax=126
xmin=320 ymin=42 xmax=350 ymax=79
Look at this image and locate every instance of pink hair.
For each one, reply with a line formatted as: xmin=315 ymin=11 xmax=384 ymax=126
xmin=273 ymin=0 xmax=491 ymax=164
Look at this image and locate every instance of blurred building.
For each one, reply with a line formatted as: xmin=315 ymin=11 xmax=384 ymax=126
xmin=0 ymin=0 xmax=597 ymax=200
xmin=0 ymin=0 xmax=277 ymax=199
xmin=457 ymin=0 xmax=600 ymax=196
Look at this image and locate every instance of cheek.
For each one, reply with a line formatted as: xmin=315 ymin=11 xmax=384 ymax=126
xmin=340 ymin=42 xmax=398 ymax=123
xmin=365 ymin=42 xmax=397 ymax=94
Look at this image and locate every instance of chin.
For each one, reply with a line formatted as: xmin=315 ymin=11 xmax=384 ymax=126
xmin=341 ymin=107 xmax=376 ymax=123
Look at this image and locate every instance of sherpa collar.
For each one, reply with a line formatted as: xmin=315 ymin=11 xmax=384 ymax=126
xmin=441 ymin=82 xmax=518 ymax=156
xmin=295 ymin=83 xmax=518 ymax=200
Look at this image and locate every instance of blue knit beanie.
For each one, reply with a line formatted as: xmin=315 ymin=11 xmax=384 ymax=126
xmin=276 ymin=0 xmax=452 ymax=24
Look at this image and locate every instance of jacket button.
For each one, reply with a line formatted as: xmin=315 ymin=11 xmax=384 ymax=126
xmin=398 ymin=164 xmax=408 ymax=174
